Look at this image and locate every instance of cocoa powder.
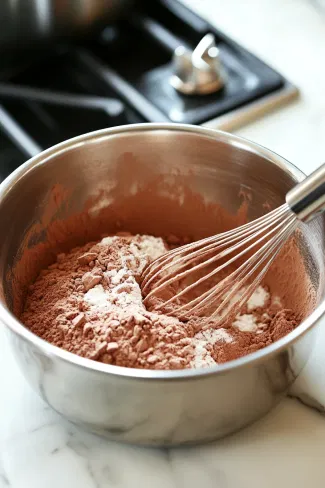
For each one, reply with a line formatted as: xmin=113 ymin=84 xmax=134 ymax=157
xmin=21 ymin=233 xmax=301 ymax=370
xmin=21 ymin=234 xmax=198 ymax=369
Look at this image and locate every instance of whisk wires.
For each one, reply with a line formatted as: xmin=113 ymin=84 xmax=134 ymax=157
xmin=141 ymin=204 xmax=298 ymax=329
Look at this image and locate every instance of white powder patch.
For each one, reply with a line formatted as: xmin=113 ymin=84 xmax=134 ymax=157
xmin=199 ymin=328 xmax=233 ymax=344
xmin=233 ymin=314 xmax=258 ymax=332
xmin=88 ymin=193 xmax=115 ymax=216
xmin=85 ymin=236 xmax=167 ymax=316
xmin=193 ymin=345 xmax=217 ymax=368
xmin=190 ymin=285 xmax=272 ymax=366
xmin=120 ymin=253 xmax=138 ymax=269
xmin=191 ymin=328 xmax=233 ymax=368
xmin=247 ymin=286 xmax=270 ymax=311
xmin=84 ymin=285 xmax=112 ymax=310
xmin=107 ymin=268 xmax=130 ymax=286
xmin=101 ymin=235 xmax=166 ymax=275
xmin=115 ymin=283 xmax=144 ymax=309
xmin=228 ymin=286 xmax=272 ymax=333
xmin=100 ymin=236 xmax=119 ymax=246
xmin=105 ymin=270 xmax=144 ymax=309
xmin=129 ymin=236 xmax=167 ymax=271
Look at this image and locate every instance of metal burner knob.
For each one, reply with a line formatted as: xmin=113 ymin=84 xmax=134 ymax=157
xmin=170 ymin=33 xmax=226 ymax=96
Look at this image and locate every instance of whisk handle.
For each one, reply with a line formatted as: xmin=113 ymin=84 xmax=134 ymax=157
xmin=286 ymin=163 xmax=325 ymax=222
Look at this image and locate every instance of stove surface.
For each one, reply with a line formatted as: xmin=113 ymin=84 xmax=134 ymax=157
xmin=0 ymin=0 xmax=297 ymax=183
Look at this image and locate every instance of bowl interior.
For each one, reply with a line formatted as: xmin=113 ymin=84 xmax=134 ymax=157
xmin=0 ymin=127 xmax=323 ymax=328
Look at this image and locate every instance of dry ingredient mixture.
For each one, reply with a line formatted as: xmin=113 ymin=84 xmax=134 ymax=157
xmin=21 ymin=233 xmax=301 ymax=370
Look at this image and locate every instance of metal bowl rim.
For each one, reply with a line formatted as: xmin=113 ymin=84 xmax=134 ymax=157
xmin=0 ymin=122 xmax=323 ymax=380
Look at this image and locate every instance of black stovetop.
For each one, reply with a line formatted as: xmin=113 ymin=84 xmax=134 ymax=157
xmin=0 ymin=0 xmax=292 ymax=183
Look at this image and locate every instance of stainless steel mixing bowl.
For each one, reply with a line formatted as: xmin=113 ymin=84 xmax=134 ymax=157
xmin=0 ymin=124 xmax=324 ymax=446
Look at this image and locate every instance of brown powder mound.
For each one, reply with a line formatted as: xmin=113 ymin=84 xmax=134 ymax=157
xmin=21 ymin=234 xmax=198 ymax=370
xmin=270 ymin=309 xmax=299 ymax=342
xmin=21 ymin=233 xmax=301 ymax=370
xmin=212 ymin=308 xmax=298 ymax=364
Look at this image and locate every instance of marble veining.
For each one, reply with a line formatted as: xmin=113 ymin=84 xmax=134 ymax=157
xmin=2 ymin=0 xmax=325 ymax=486
xmin=0 ymin=464 xmax=10 ymax=488
xmin=2 ymin=314 xmax=325 ymax=487
xmin=290 ymin=323 xmax=325 ymax=411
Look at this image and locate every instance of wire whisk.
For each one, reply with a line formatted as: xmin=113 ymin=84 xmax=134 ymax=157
xmin=141 ymin=163 xmax=325 ymax=329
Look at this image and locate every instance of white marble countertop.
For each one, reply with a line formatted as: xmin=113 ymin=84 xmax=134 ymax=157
xmin=2 ymin=1 xmax=325 ymax=487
